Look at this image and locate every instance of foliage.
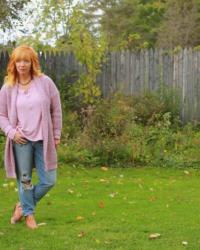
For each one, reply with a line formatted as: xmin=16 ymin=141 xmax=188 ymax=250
xmin=1 ymin=88 xmax=200 ymax=169
xmin=157 ymin=0 xmax=200 ymax=48
xmin=0 ymin=0 xmax=30 ymax=30
xmin=31 ymin=0 xmax=74 ymax=48
xmin=2 ymin=0 xmax=200 ymax=50
xmin=140 ymin=84 xmax=181 ymax=126
xmin=17 ymin=36 xmax=54 ymax=52
xmin=67 ymin=6 xmax=108 ymax=106
xmin=62 ymin=91 xmax=181 ymax=167
xmin=0 ymin=132 xmax=5 ymax=168
xmin=82 ymin=93 xmax=135 ymax=140
xmin=56 ymin=87 xmax=200 ymax=168
xmin=84 ymin=0 xmax=165 ymax=50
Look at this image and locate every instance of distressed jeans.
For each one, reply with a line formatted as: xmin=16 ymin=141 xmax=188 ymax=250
xmin=13 ymin=140 xmax=57 ymax=216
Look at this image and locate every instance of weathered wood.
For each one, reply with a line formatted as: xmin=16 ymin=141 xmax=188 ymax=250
xmin=149 ymin=48 xmax=154 ymax=91
xmin=139 ymin=49 xmax=144 ymax=93
xmin=144 ymin=49 xmax=149 ymax=92
xmin=135 ymin=51 xmax=140 ymax=94
xmin=182 ymin=48 xmax=187 ymax=122
xmin=1 ymin=49 xmax=200 ymax=123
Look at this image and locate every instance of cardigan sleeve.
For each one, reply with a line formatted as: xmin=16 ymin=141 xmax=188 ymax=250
xmin=50 ymin=93 xmax=62 ymax=139
xmin=0 ymin=85 xmax=17 ymax=140
xmin=47 ymin=77 xmax=62 ymax=140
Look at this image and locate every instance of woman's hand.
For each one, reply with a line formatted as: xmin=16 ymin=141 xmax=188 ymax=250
xmin=13 ymin=131 xmax=28 ymax=144
xmin=54 ymin=139 xmax=60 ymax=149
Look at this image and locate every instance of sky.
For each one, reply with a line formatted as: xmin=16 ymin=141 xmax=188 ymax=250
xmin=0 ymin=0 xmax=81 ymax=45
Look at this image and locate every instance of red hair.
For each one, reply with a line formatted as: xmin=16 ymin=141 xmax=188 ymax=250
xmin=5 ymin=45 xmax=42 ymax=86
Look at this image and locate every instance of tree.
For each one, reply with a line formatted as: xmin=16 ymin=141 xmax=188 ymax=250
xmin=157 ymin=0 xmax=200 ymax=48
xmin=33 ymin=0 xmax=74 ymax=48
xmin=83 ymin=0 xmax=165 ymax=50
xmin=0 ymin=0 xmax=30 ymax=30
xmin=68 ymin=5 xmax=107 ymax=106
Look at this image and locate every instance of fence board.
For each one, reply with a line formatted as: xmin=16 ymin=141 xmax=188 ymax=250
xmin=1 ymin=48 xmax=200 ymax=123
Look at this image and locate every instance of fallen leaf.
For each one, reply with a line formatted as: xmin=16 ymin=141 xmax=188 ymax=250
xmin=99 ymin=178 xmax=109 ymax=183
xmin=104 ymin=240 xmax=111 ymax=244
xmin=95 ymin=239 xmax=101 ymax=244
xmin=68 ymin=189 xmax=74 ymax=194
xmin=149 ymin=233 xmax=161 ymax=239
xmin=38 ymin=223 xmax=47 ymax=226
xmin=101 ymin=166 xmax=108 ymax=171
xmin=184 ymin=170 xmax=190 ymax=175
xmin=148 ymin=196 xmax=157 ymax=202
xmin=182 ymin=241 xmax=188 ymax=245
xmin=109 ymin=192 xmax=118 ymax=198
xmin=78 ymin=231 xmax=86 ymax=237
xmin=76 ymin=216 xmax=84 ymax=221
xmin=98 ymin=201 xmax=105 ymax=208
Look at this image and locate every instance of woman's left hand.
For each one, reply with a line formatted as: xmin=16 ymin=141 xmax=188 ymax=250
xmin=54 ymin=139 xmax=60 ymax=149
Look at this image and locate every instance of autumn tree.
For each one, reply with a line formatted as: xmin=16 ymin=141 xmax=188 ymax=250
xmin=32 ymin=0 xmax=74 ymax=49
xmin=0 ymin=0 xmax=30 ymax=30
xmin=157 ymin=0 xmax=200 ymax=48
xmin=68 ymin=5 xmax=107 ymax=106
xmin=83 ymin=0 xmax=165 ymax=50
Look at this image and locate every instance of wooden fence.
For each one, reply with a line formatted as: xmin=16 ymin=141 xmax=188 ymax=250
xmin=1 ymin=48 xmax=200 ymax=123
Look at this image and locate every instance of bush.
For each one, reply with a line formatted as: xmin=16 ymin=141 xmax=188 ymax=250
xmin=74 ymin=92 xmax=179 ymax=166
xmin=0 ymin=133 xmax=5 ymax=168
xmin=83 ymin=92 xmax=135 ymax=140
xmin=61 ymin=110 xmax=81 ymax=142
xmin=130 ymin=88 xmax=181 ymax=127
xmin=57 ymin=89 xmax=200 ymax=168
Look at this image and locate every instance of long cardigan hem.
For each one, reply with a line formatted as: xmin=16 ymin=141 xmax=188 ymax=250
xmin=0 ymin=74 xmax=62 ymax=179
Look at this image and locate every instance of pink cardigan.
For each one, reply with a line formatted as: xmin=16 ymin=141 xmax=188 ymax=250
xmin=0 ymin=74 xmax=62 ymax=178
xmin=15 ymin=81 xmax=43 ymax=141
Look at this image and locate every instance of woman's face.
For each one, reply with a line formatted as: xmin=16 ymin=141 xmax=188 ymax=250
xmin=15 ymin=58 xmax=32 ymax=77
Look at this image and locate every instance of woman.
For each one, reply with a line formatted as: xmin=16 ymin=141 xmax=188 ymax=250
xmin=0 ymin=45 xmax=62 ymax=229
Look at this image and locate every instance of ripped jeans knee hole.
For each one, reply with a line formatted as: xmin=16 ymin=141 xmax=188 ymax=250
xmin=21 ymin=174 xmax=33 ymax=190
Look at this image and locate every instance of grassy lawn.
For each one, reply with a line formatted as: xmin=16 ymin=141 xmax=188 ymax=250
xmin=0 ymin=164 xmax=200 ymax=250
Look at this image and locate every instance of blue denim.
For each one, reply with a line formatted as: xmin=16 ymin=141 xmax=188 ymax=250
xmin=13 ymin=140 xmax=57 ymax=216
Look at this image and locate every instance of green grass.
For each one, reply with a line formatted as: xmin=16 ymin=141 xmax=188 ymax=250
xmin=0 ymin=165 xmax=200 ymax=250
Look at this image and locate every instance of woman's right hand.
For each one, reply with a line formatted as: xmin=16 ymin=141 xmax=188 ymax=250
xmin=13 ymin=131 xmax=28 ymax=144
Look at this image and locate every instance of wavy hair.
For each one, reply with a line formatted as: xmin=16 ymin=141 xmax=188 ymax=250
xmin=5 ymin=45 xmax=42 ymax=86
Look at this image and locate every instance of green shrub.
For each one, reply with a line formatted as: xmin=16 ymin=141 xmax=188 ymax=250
xmin=0 ymin=133 xmax=5 ymax=168
xmin=130 ymin=89 xmax=181 ymax=127
xmin=76 ymin=92 xmax=162 ymax=166
xmin=83 ymin=92 xmax=135 ymax=140
xmin=59 ymin=89 xmax=200 ymax=168
xmin=61 ymin=110 xmax=81 ymax=142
